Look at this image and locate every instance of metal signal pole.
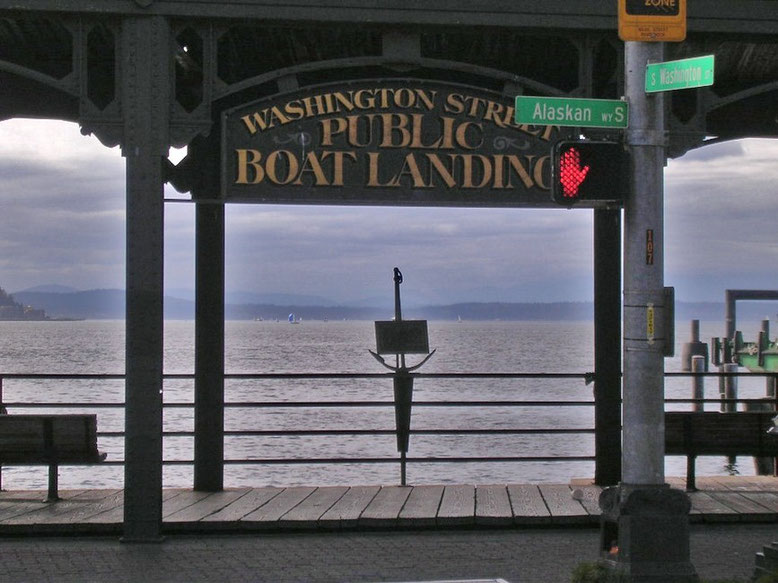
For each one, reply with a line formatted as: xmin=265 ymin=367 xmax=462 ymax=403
xmin=600 ymin=41 xmax=697 ymax=582
xmin=623 ymin=41 xmax=667 ymax=489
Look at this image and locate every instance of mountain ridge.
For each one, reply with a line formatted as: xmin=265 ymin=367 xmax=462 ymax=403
xmin=9 ymin=287 xmax=775 ymax=322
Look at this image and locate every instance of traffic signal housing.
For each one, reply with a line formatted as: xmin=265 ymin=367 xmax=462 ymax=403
xmin=551 ymin=140 xmax=630 ymax=207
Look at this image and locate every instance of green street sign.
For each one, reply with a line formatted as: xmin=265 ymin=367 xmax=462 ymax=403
xmin=645 ymin=54 xmax=715 ymax=93
xmin=515 ymin=96 xmax=629 ymax=129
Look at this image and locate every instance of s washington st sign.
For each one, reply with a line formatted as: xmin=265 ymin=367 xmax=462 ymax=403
xmin=221 ymin=80 xmax=575 ymax=208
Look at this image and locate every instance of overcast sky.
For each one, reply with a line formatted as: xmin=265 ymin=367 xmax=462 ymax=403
xmin=0 ymin=118 xmax=776 ymax=306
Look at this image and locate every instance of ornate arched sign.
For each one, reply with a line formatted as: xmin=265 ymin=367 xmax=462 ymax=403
xmin=221 ymin=79 xmax=572 ymax=207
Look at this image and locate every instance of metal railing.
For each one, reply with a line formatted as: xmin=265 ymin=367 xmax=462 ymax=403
xmin=0 ymin=370 xmax=774 ymax=484
xmin=0 ymin=372 xmax=595 ymax=471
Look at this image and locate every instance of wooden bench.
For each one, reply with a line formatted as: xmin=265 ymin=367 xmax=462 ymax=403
xmin=665 ymin=411 xmax=778 ymax=491
xmin=0 ymin=414 xmax=106 ymax=501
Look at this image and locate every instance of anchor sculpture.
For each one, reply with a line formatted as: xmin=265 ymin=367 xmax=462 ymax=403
xmin=370 ymin=268 xmax=435 ymax=485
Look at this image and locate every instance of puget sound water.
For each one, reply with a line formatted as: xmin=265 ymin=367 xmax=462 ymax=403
xmin=0 ymin=319 xmax=771 ymax=490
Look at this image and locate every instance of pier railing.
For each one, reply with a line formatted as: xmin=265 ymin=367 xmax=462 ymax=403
xmin=0 ymin=370 xmax=775 ymax=487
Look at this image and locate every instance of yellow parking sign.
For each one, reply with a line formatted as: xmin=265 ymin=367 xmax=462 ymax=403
xmin=618 ymin=0 xmax=686 ymax=42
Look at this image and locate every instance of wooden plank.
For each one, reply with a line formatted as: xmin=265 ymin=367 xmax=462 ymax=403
xmin=740 ymin=491 xmax=778 ymax=513
xmin=0 ymin=492 xmax=56 ymax=522
xmin=695 ymin=476 xmax=736 ymax=491
xmin=538 ymin=484 xmax=588 ymax=523
xmin=571 ymin=485 xmax=603 ymax=516
xmin=437 ymin=484 xmax=475 ymax=526
xmin=687 ymin=491 xmax=741 ymax=520
xmin=278 ymin=486 xmax=348 ymax=528
xmin=0 ymin=490 xmax=92 ymax=525
xmin=475 ymin=485 xmax=512 ymax=525
xmin=241 ymin=487 xmax=316 ymax=523
xmin=31 ymin=490 xmax=122 ymax=525
xmin=81 ymin=490 xmax=125 ymax=524
xmin=359 ymin=486 xmax=411 ymax=526
xmin=507 ymin=484 xmax=551 ymax=524
xmin=0 ymin=477 xmax=776 ymax=534
xmin=746 ymin=476 xmax=778 ymax=492
xmin=398 ymin=485 xmax=443 ymax=527
xmin=89 ymin=488 xmax=180 ymax=526
xmin=162 ymin=489 xmax=213 ymax=518
xmin=708 ymin=491 xmax=778 ymax=519
xmin=319 ymin=486 xmax=380 ymax=527
xmin=164 ymin=489 xmax=251 ymax=523
xmin=202 ymin=487 xmax=281 ymax=522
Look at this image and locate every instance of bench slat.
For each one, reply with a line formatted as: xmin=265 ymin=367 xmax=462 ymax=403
xmin=665 ymin=412 xmax=778 ymax=456
xmin=0 ymin=414 xmax=103 ymax=464
xmin=665 ymin=411 xmax=777 ymax=490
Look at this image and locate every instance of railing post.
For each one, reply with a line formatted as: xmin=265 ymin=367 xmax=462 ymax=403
xmin=720 ymin=363 xmax=738 ymax=412
xmin=691 ymin=356 xmax=705 ymax=412
xmin=0 ymin=375 xmax=4 ymax=490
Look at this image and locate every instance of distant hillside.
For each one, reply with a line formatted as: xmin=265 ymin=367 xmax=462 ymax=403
xmin=12 ymin=289 xmax=126 ymax=319
xmin=9 ymin=287 xmax=778 ymax=323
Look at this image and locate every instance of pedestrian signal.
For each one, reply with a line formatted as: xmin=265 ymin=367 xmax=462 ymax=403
xmin=551 ymin=141 xmax=629 ymax=207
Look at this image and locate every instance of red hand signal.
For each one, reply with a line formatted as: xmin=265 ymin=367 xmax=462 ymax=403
xmin=559 ymin=147 xmax=590 ymax=198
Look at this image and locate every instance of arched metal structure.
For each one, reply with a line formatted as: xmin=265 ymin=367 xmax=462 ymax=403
xmin=2 ymin=1 xmax=778 ymax=543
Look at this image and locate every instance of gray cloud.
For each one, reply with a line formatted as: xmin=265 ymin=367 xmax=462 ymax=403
xmin=0 ymin=120 xmax=775 ymax=305
xmin=675 ymin=139 xmax=745 ymax=162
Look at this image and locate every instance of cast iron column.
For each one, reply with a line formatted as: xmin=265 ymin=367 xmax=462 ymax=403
xmin=594 ymin=208 xmax=622 ymax=486
xmin=194 ymin=202 xmax=225 ymax=491
xmin=121 ymin=15 xmax=170 ymax=542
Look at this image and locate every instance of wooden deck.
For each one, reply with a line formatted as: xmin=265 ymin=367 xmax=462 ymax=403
xmin=0 ymin=477 xmax=776 ymax=536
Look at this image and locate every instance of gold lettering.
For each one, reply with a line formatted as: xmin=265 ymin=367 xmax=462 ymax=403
xmin=265 ymin=150 xmax=298 ymax=185
xmin=506 ymin=155 xmax=534 ymax=189
xmin=414 ymin=89 xmax=436 ymax=111
xmin=391 ymin=153 xmax=428 ymax=188
xmin=235 ymin=149 xmax=264 ymax=184
xmin=492 ymin=155 xmax=506 ymax=189
xmin=540 ymin=125 xmax=556 ymax=141
xmin=353 ymin=89 xmax=375 ymax=110
xmin=426 ymin=153 xmax=457 ymax=188
xmin=284 ymin=99 xmax=305 ymax=121
xmin=367 ymin=152 xmax=396 ymax=187
xmin=409 ymin=114 xmax=442 ymax=149
xmin=320 ymin=118 xmax=348 ymax=147
xmin=461 ymin=154 xmax=493 ymax=188
xmin=347 ymin=114 xmax=375 ymax=148
xmin=379 ymin=113 xmax=411 ymax=148
xmin=484 ymin=101 xmax=508 ymax=128
xmin=518 ymin=123 xmax=542 ymax=137
xmin=533 ymin=155 xmax=549 ymax=190
xmin=269 ymin=105 xmax=291 ymax=126
xmin=438 ymin=117 xmax=456 ymax=149
xmin=393 ymin=88 xmax=416 ymax=109
xmin=455 ymin=121 xmax=484 ymax=150
xmin=323 ymin=151 xmax=358 ymax=186
xmin=502 ymin=107 xmax=518 ymax=129
xmin=444 ymin=93 xmax=465 ymax=115
xmin=465 ymin=96 xmax=486 ymax=118
xmin=293 ymin=151 xmax=330 ymax=186
xmin=240 ymin=113 xmax=269 ymax=135
xmin=333 ymin=91 xmax=356 ymax=112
